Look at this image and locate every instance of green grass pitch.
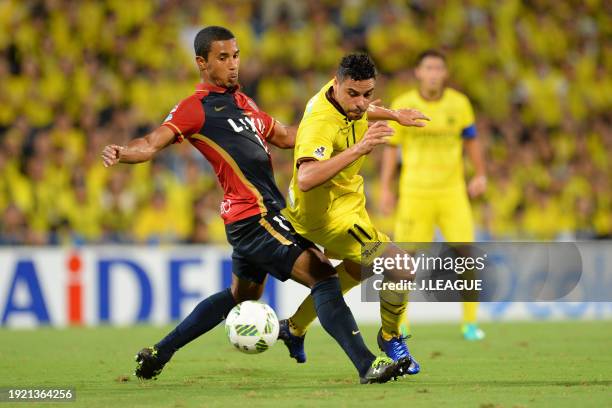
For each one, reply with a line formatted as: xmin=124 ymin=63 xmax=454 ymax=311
xmin=1 ymin=321 xmax=610 ymax=407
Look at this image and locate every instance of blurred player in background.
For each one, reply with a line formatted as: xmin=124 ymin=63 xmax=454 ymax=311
xmin=101 ymin=26 xmax=405 ymax=384
xmin=380 ymin=49 xmax=487 ymax=340
xmin=278 ymin=53 xmax=430 ymax=373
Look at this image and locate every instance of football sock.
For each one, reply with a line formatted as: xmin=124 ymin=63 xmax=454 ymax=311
xmin=155 ymin=288 xmax=236 ymax=362
xmin=380 ymin=286 xmax=408 ymax=340
xmin=288 ymin=262 xmax=360 ymax=336
xmin=311 ymin=277 xmax=375 ymax=377
xmin=463 ymin=301 xmax=478 ymax=324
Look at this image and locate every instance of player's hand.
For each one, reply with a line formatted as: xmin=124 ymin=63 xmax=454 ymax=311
xmin=101 ymin=144 xmax=124 ymax=168
xmin=354 ymin=121 xmax=394 ymax=155
xmin=468 ymin=175 xmax=487 ymax=198
xmin=380 ymin=187 xmax=396 ymax=216
xmin=394 ymin=108 xmax=430 ymax=127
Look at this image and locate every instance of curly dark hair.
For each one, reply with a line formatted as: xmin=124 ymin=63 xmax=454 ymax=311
xmin=336 ymin=53 xmax=377 ymax=82
xmin=194 ymin=26 xmax=235 ymax=60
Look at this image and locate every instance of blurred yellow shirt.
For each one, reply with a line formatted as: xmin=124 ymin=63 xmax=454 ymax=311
xmin=389 ymin=88 xmax=475 ymax=195
xmin=284 ymin=80 xmax=369 ymax=231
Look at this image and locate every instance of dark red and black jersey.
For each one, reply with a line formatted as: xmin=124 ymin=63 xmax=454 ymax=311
xmin=162 ymin=82 xmax=285 ymax=224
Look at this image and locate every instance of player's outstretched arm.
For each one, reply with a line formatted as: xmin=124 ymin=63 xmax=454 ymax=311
xmin=367 ymin=101 xmax=430 ymax=127
xmin=267 ymin=120 xmax=297 ymax=149
xmin=297 ymin=121 xmax=393 ymax=192
xmin=101 ymin=126 xmax=176 ymax=167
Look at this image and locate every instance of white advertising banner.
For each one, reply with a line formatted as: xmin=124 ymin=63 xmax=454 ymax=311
xmin=1 ymin=245 xmax=611 ymax=328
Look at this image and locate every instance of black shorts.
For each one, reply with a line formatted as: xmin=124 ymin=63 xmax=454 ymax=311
xmin=225 ymin=212 xmax=316 ymax=284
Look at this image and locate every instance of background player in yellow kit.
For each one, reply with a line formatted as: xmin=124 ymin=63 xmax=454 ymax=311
xmin=380 ymin=49 xmax=487 ymax=341
xmin=278 ymin=54 xmax=430 ymax=374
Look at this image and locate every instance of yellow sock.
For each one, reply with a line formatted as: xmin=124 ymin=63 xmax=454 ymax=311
xmin=288 ymin=262 xmax=359 ymax=336
xmin=463 ymin=302 xmax=478 ymax=324
xmin=379 ymin=287 xmax=408 ymax=340
xmin=400 ymin=304 xmax=411 ymax=337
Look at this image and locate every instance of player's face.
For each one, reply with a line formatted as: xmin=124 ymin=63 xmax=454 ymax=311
xmin=333 ymin=77 xmax=375 ymax=121
xmin=415 ymin=56 xmax=447 ymax=92
xmin=198 ymin=38 xmax=240 ymax=89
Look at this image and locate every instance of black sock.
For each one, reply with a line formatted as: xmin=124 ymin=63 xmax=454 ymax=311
xmin=311 ymin=277 xmax=375 ymax=377
xmin=155 ymin=288 xmax=236 ymax=363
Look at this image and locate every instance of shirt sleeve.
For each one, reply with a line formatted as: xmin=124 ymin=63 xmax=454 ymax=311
xmin=161 ymin=95 xmax=205 ymax=143
xmin=294 ymin=119 xmax=335 ymax=167
xmin=460 ymin=96 xmax=477 ymax=139
xmin=258 ymin=109 xmax=276 ymax=140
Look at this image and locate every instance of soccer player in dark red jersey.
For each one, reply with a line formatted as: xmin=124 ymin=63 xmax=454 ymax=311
xmin=101 ymin=26 xmax=406 ymax=384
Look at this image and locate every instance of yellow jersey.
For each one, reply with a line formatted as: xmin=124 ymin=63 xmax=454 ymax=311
xmin=284 ymin=80 xmax=370 ymax=231
xmin=389 ymin=88 xmax=475 ymax=195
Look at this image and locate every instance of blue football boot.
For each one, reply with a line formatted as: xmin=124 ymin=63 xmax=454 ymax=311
xmin=278 ymin=319 xmax=306 ymax=363
xmin=377 ymin=328 xmax=420 ymax=375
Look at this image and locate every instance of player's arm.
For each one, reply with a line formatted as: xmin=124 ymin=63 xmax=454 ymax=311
xmin=297 ymin=121 xmax=394 ymax=192
xmin=102 ymin=95 xmax=203 ymax=167
xmin=367 ymin=101 xmax=430 ymax=127
xmin=460 ymin=96 xmax=486 ymax=197
xmin=267 ymin=120 xmax=297 ymax=149
xmin=380 ymin=145 xmax=399 ymax=215
xmin=464 ymin=136 xmax=487 ymax=197
xmin=101 ymin=126 xmax=176 ymax=167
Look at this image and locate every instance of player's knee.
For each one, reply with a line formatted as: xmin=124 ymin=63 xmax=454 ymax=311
xmin=230 ymin=283 xmax=264 ymax=303
xmin=292 ymin=248 xmax=337 ymax=288
xmin=305 ymin=249 xmax=337 ymax=283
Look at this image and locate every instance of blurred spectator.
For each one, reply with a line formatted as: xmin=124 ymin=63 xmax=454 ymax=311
xmin=0 ymin=0 xmax=609 ymax=245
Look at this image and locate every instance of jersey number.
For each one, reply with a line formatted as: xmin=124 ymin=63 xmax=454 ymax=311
xmin=273 ymin=215 xmax=291 ymax=232
xmin=347 ymin=223 xmax=372 ymax=246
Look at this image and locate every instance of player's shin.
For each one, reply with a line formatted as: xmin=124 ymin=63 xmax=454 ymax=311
xmin=379 ymin=287 xmax=409 ymax=339
xmin=311 ymin=277 xmax=375 ymax=377
xmin=289 ymin=262 xmax=360 ymax=335
xmin=463 ymin=301 xmax=479 ymax=324
xmin=155 ymin=288 xmax=237 ymax=362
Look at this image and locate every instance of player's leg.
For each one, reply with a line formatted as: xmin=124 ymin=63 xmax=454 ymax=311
xmin=279 ymin=214 xmax=367 ymax=362
xmin=279 ymin=262 xmax=360 ymax=364
xmin=289 ymin=247 xmax=402 ymax=383
xmin=284 ymin=261 xmax=359 ymax=337
xmin=280 ymin=212 xmax=365 ymax=345
xmin=394 ymin=193 xmax=436 ymax=336
xmin=249 ymin=213 xmax=401 ymax=383
xmin=337 ymin=209 xmax=421 ymax=374
xmin=281 ymin=207 xmax=419 ymax=375
xmin=438 ymin=190 xmax=484 ymax=340
xmin=394 ymin=194 xmax=437 ymax=245
xmin=134 ymin=257 xmax=265 ymax=379
xmin=335 ymin=244 xmax=420 ymax=375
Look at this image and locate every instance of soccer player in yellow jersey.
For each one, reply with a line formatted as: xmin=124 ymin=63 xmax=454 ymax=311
xmin=278 ymin=54 xmax=430 ymax=374
xmin=380 ymin=49 xmax=487 ymax=341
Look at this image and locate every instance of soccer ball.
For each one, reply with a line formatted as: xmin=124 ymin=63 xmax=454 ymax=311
xmin=225 ymin=301 xmax=279 ymax=354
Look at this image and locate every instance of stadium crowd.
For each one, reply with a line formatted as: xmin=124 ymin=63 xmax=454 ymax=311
xmin=0 ymin=0 xmax=610 ymax=245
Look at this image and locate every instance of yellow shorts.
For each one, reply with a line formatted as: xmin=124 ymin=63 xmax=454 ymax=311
xmin=394 ymin=188 xmax=474 ymax=243
xmin=284 ymin=192 xmax=390 ymax=264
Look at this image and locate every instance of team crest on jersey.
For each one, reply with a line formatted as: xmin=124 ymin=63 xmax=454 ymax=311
xmin=313 ymin=146 xmax=326 ymax=159
xmin=220 ymin=199 xmax=232 ymax=215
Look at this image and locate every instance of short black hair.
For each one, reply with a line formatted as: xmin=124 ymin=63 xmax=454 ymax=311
xmin=194 ymin=26 xmax=235 ymax=59
xmin=416 ymin=49 xmax=446 ymax=66
xmin=336 ymin=53 xmax=377 ymax=82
